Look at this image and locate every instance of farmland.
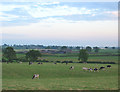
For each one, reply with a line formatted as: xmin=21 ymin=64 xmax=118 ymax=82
xmin=2 ymin=48 xmax=119 ymax=90
xmin=16 ymin=48 xmax=118 ymax=64
xmin=2 ymin=62 xmax=118 ymax=90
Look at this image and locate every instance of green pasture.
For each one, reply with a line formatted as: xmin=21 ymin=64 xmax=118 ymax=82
xmin=44 ymin=56 xmax=118 ymax=63
xmin=2 ymin=62 xmax=118 ymax=90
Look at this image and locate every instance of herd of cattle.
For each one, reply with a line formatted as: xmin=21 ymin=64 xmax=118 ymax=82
xmin=32 ymin=65 xmax=111 ymax=79
xmin=17 ymin=62 xmax=112 ymax=79
xmin=19 ymin=61 xmax=112 ymax=71
xmin=70 ymin=65 xmax=111 ymax=72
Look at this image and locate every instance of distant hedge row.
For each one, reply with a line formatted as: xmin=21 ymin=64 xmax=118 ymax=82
xmin=2 ymin=58 xmax=116 ymax=64
xmin=37 ymin=60 xmax=116 ymax=64
xmin=78 ymin=61 xmax=116 ymax=64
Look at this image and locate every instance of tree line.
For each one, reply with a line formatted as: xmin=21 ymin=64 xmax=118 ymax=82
xmin=2 ymin=47 xmax=90 ymax=63
xmin=2 ymin=44 xmax=117 ymax=51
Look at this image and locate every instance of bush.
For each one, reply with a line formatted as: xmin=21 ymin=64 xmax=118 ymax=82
xmin=68 ymin=61 xmax=73 ymax=63
xmin=56 ymin=61 xmax=61 ymax=63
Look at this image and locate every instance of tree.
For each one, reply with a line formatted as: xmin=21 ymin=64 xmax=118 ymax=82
xmin=26 ymin=50 xmax=41 ymax=64
xmin=61 ymin=46 xmax=67 ymax=51
xmin=105 ymin=46 xmax=108 ymax=49
xmin=93 ymin=46 xmax=99 ymax=53
xmin=112 ymin=47 xmax=115 ymax=49
xmin=76 ymin=46 xmax=80 ymax=50
xmin=45 ymin=46 xmax=51 ymax=49
xmin=69 ymin=46 xmax=73 ymax=50
xmin=78 ymin=49 xmax=89 ymax=63
xmin=3 ymin=47 xmax=16 ymax=63
xmin=86 ymin=46 xmax=92 ymax=52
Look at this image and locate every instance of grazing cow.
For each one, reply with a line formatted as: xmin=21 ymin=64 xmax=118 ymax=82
xmin=107 ymin=65 xmax=111 ymax=68
xmin=38 ymin=62 xmax=43 ymax=64
xmin=82 ymin=67 xmax=88 ymax=71
xmin=29 ymin=62 xmax=33 ymax=65
xmin=94 ymin=68 xmax=99 ymax=72
xmin=38 ymin=62 xmax=41 ymax=64
xmin=54 ymin=63 xmax=57 ymax=64
xmin=19 ymin=62 xmax=22 ymax=64
xmin=99 ymin=66 xmax=105 ymax=70
xmin=88 ymin=68 xmax=93 ymax=72
xmin=70 ymin=66 xmax=74 ymax=70
xmin=32 ymin=74 xmax=39 ymax=79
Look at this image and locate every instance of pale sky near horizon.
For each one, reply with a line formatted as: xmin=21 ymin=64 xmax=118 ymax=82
xmin=0 ymin=1 xmax=118 ymax=47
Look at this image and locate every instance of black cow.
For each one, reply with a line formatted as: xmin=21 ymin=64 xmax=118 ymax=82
xmin=99 ymin=67 xmax=105 ymax=70
xmin=107 ymin=65 xmax=111 ymax=68
xmin=29 ymin=62 xmax=33 ymax=65
xmin=94 ymin=68 xmax=98 ymax=72
xmin=38 ymin=62 xmax=43 ymax=64
xmin=38 ymin=62 xmax=41 ymax=64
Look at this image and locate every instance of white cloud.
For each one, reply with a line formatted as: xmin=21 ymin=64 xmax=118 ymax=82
xmin=0 ymin=12 xmax=19 ymax=21
xmin=0 ymin=3 xmax=98 ymax=21
xmin=0 ymin=2 xmax=117 ymax=23
xmin=0 ymin=4 xmax=28 ymax=12
xmin=37 ymin=2 xmax=60 ymax=5
xmin=25 ymin=5 xmax=97 ymax=18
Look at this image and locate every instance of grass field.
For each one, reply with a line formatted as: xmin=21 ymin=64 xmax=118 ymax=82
xmin=2 ymin=62 xmax=118 ymax=90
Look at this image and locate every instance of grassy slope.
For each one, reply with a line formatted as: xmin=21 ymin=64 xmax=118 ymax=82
xmin=2 ymin=62 xmax=118 ymax=90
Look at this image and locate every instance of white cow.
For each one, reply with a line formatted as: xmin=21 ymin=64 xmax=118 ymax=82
xmin=32 ymin=74 xmax=39 ymax=79
xmin=88 ymin=68 xmax=93 ymax=72
xmin=19 ymin=62 xmax=22 ymax=64
xmin=82 ymin=67 xmax=88 ymax=71
xmin=70 ymin=66 xmax=74 ymax=70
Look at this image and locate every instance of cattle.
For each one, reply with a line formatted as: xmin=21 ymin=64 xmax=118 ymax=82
xmin=32 ymin=74 xmax=39 ymax=79
xmin=94 ymin=68 xmax=99 ymax=72
xmin=38 ymin=62 xmax=41 ymax=64
xmin=19 ymin=62 xmax=22 ymax=64
xmin=38 ymin=62 xmax=43 ymax=64
xmin=88 ymin=68 xmax=93 ymax=72
xmin=18 ymin=61 xmax=22 ymax=64
xmin=107 ymin=65 xmax=111 ymax=68
xmin=70 ymin=66 xmax=74 ymax=70
xmin=54 ymin=63 xmax=57 ymax=64
xmin=99 ymin=66 xmax=105 ymax=70
xmin=82 ymin=67 xmax=88 ymax=71
xmin=29 ymin=62 xmax=33 ymax=65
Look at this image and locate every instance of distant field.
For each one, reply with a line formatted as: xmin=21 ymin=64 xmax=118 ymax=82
xmin=44 ymin=56 xmax=118 ymax=63
xmin=2 ymin=62 xmax=118 ymax=90
xmin=15 ymin=48 xmax=119 ymax=63
xmin=16 ymin=53 xmax=118 ymax=63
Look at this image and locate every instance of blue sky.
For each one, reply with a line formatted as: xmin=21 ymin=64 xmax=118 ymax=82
xmin=0 ymin=1 xmax=118 ymax=47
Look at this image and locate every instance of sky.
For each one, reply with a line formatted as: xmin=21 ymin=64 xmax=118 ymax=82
xmin=0 ymin=1 xmax=118 ymax=47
